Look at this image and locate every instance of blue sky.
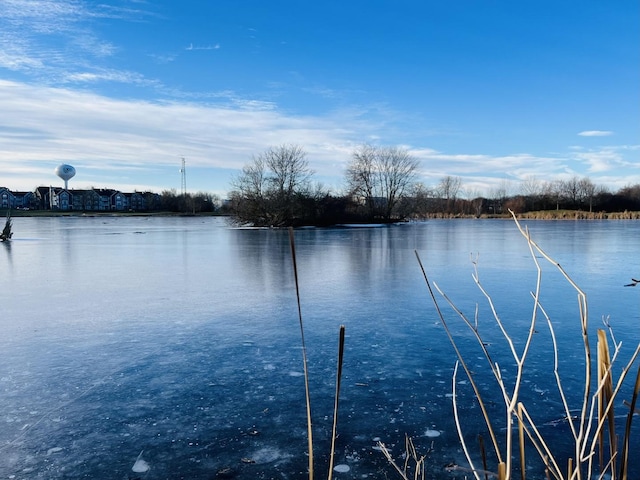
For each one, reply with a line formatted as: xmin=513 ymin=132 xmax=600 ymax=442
xmin=1 ymin=0 xmax=638 ymax=198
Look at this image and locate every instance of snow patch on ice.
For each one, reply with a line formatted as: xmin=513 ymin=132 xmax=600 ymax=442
xmin=132 ymin=451 xmax=150 ymax=473
xmin=249 ymin=446 xmax=292 ymax=464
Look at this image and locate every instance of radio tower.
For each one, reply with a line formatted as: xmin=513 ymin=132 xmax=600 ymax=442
xmin=180 ymin=157 xmax=187 ymax=196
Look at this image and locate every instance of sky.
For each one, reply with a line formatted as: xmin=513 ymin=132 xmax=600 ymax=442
xmin=0 ymin=0 xmax=638 ymax=198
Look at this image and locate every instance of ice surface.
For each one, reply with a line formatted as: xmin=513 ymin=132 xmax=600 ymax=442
xmin=1 ymin=218 xmax=639 ymax=478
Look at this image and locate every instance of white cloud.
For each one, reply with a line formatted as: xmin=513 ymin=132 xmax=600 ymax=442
xmin=185 ymin=43 xmax=220 ymax=51
xmin=0 ymin=80 xmax=370 ymax=193
xmin=150 ymin=53 xmax=178 ymax=64
xmin=578 ymin=130 xmax=613 ymax=137
xmin=571 ymin=146 xmax=639 ymax=174
xmin=62 ymin=69 xmax=156 ymax=86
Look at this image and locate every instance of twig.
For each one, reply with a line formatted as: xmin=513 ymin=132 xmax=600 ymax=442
xmin=453 ymin=361 xmax=483 ymax=480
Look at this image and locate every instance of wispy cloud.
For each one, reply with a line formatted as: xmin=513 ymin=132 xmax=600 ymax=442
xmin=185 ymin=43 xmax=220 ymax=51
xmin=0 ymin=0 xmax=153 ymax=86
xmin=149 ymin=53 xmax=178 ymax=64
xmin=571 ymin=145 xmax=640 ymax=174
xmin=578 ymin=130 xmax=613 ymax=137
xmin=410 ymin=149 xmax=567 ymax=186
xmin=62 ymin=69 xmax=157 ymax=87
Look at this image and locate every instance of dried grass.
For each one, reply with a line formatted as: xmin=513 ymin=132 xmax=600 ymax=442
xmin=412 ymin=210 xmax=640 ymax=480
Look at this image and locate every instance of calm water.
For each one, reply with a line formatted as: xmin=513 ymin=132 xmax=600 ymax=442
xmin=1 ymin=217 xmax=638 ymax=479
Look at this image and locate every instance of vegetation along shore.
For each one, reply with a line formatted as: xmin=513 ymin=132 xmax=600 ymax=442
xmin=3 ymin=144 xmax=640 ymax=226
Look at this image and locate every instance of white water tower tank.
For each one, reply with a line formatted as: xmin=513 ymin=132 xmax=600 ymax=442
xmin=55 ymin=164 xmax=76 ymax=189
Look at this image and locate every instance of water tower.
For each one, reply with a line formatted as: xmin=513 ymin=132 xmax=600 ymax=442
xmin=55 ymin=164 xmax=76 ymax=189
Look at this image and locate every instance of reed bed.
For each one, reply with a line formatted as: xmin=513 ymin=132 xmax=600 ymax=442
xmin=413 ymin=211 xmax=640 ymax=480
xmin=287 ymin=213 xmax=639 ymax=480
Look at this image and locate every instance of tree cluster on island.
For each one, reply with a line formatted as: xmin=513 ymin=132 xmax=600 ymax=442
xmin=228 ymin=144 xmax=640 ymax=227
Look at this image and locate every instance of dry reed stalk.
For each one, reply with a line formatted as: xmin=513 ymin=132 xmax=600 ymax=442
xmin=596 ymin=329 xmax=616 ymax=472
xmin=479 ymin=434 xmax=490 ymax=480
xmin=619 ymin=364 xmax=640 ymax=480
xmin=378 ymin=442 xmax=410 ymax=480
xmin=327 ymin=325 xmax=345 ymax=480
xmin=584 ymin=341 xmax=640 ymax=475
xmin=288 ymin=227 xmax=314 ymax=480
xmin=518 ymin=403 xmax=526 ymax=480
xmin=378 ymin=436 xmax=425 ymax=480
xmin=517 ymin=404 xmax=564 ymax=478
xmin=415 ymin=252 xmax=503 ymax=465
xmin=403 ymin=435 xmax=411 ymax=473
xmin=452 ymin=361 xmax=482 ymax=480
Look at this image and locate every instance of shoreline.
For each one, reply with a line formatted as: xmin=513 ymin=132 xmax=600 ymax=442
xmin=416 ymin=210 xmax=640 ymax=220
xmin=2 ymin=209 xmax=640 ymax=221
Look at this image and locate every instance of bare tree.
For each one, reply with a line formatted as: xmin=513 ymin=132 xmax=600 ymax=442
xmin=346 ymin=145 xmax=420 ymax=221
xmin=618 ymin=183 xmax=640 ymax=200
xmin=561 ymin=176 xmax=581 ymax=205
xmin=230 ymin=144 xmax=314 ymax=226
xmin=542 ymin=180 xmax=565 ymax=210
xmin=346 ymin=145 xmax=377 ymax=218
xmin=494 ymin=179 xmax=513 ymax=199
xmin=377 ymin=146 xmax=421 ymax=220
xmin=577 ymin=177 xmax=596 ymax=212
xmin=409 ymin=182 xmax=435 ymax=218
xmin=489 ymin=179 xmax=512 ymax=214
xmin=264 ymin=144 xmax=312 ymax=201
xmin=464 ymin=188 xmax=485 ymax=217
xmin=230 ymin=156 xmax=269 ymax=224
xmin=520 ymin=175 xmax=541 ymax=197
xmin=436 ymin=175 xmax=462 ymax=213
xmin=520 ymin=175 xmax=542 ymax=211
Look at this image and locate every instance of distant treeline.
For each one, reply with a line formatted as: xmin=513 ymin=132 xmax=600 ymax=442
xmin=227 ymin=144 xmax=640 ymax=226
xmin=5 ymin=145 xmax=638 ymax=223
xmin=158 ymin=190 xmax=222 ymax=213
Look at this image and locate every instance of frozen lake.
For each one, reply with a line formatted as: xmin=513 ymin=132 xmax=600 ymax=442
xmin=1 ymin=216 xmax=639 ymax=479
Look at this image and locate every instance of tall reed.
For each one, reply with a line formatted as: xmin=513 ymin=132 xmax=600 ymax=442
xmin=288 ymin=228 xmax=346 ymax=480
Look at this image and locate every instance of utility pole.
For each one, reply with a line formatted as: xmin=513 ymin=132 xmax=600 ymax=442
xmin=180 ymin=157 xmax=187 ymax=197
